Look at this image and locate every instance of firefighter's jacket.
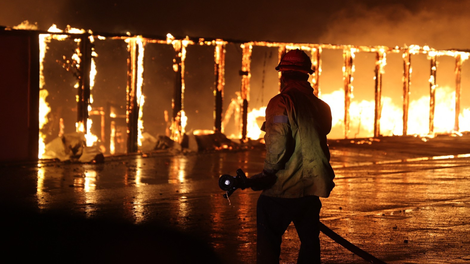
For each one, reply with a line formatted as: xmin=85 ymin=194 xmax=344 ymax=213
xmin=261 ymin=79 xmax=335 ymax=198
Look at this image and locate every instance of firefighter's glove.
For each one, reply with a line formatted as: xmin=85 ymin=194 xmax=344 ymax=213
xmin=249 ymin=170 xmax=277 ymax=191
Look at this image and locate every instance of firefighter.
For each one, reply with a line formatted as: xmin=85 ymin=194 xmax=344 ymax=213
xmin=251 ymin=49 xmax=335 ymax=264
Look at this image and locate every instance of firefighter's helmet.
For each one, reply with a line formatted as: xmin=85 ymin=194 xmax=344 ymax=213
xmin=275 ymin=49 xmax=314 ymax=74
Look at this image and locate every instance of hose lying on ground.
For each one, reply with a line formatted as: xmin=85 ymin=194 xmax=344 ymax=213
xmin=319 ymin=222 xmax=387 ymax=264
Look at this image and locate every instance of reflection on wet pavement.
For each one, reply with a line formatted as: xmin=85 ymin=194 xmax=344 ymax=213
xmin=1 ymin=146 xmax=470 ymax=263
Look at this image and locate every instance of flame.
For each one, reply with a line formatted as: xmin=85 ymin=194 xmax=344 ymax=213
xmin=110 ymin=121 xmax=116 ymax=155
xmin=84 ymin=49 xmax=99 ymax=147
xmin=65 ymin=25 xmax=86 ymax=34
xmin=76 ymin=121 xmax=96 ymax=146
xmin=169 ymin=110 xmax=188 ymax=144
xmin=38 ymin=33 xmax=52 ymax=158
xmin=243 ymin=85 xmax=470 ymax=140
xmin=38 ymin=89 xmax=50 ymax=158
xmin=136 ymin=37 xmax=146 ymax=147
xmin=193 ymin=130 xmax=215 ymax=135
xmin=246 ymin=107 xmax=266 ymax=140
xmin=320 ymin=86 xmax=470 ymax=138
xmin=12 ymin=20 xmax=38 ymax=30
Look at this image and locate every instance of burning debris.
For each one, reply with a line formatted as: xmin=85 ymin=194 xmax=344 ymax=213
xmin=42 ymin=132 xmax=104 ymax=163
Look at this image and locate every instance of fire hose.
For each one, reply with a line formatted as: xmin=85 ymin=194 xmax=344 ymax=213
xmin=219 ymin=169 xmax=387 ymax=264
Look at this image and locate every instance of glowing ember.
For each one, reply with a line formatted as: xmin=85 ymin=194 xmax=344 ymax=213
xmin=193 ymin=130 xmax=215 ymax=135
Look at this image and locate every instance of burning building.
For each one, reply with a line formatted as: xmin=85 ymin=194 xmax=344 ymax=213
xmin=1 ymin=25 xmax=470 ymax=163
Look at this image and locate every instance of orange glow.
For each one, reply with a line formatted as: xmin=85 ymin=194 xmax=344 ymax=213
xmin=247 ymin=107 xmax=266 ymax=140
xmin=110 ymin=121 xmax=116 ymax=155
xmin=12 ymin=20 xmax=38 ymax=30
xmin=320 ymin=86 xmax=470 ymax=138
xmin=136 ymin=37 xmax=146 ymax=147
xmin=193 ymin=130 xmax=215 ymax=135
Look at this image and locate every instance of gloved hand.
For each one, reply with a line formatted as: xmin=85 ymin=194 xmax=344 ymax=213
xmin=249 ymin=170 xmax=277 ymax=191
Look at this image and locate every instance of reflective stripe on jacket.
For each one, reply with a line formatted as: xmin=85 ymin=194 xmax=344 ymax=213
xmin=262 ymin=79 xmax=335 ymax=198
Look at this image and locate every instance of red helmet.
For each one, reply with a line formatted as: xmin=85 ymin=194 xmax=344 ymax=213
xmin=275 ymin=49 xmax=314 ymax=74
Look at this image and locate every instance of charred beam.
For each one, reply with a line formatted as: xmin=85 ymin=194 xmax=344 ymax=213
xmin=278 ymin=46 xmax=286 ymax=91
xmin=170 ymin=38 xmax=188 ymax=143
xmin=454 ymin=54 xmax=462 ymax=131
xmin=343 ymin=49 xmax=354 ymax=139
xmin=173 ymin=46 xmax=183 ymax=122
xmin=77 ymin=34 xmax=92 ymax=133
xmin=240 ymin=44 xmax=252 ymax=141
xmin=402 ymin=51 xmax=411 ymax=136
xmin=29 ymin=33 xmax=40 ymax=160
xmin=214 ymin=41 xmax=226 ymax=133
xmin=126 ymin=38 xmax=140 ymax=153
xmin=374 ymin=51 xmax=386 ymax=137
xmin=311 ymin=47 xmax=322 ymax=97
xmin=429 ymin=54 xmax=437 ymax=134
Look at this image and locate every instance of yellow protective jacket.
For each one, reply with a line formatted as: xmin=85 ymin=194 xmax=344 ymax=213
xmin=261 ymin=79 xmax=335 ymax=198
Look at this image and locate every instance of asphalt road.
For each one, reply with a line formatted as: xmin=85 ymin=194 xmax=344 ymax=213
xmin=1 ymin=135 xmax=470 ymax=263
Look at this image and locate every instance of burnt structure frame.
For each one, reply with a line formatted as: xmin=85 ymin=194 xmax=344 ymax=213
xmin=33 ymin=30 xmax=470 ymax=156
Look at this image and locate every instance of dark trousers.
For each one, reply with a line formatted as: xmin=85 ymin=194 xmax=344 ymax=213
xmin=256 ymin=195 xmax=322 ymax=264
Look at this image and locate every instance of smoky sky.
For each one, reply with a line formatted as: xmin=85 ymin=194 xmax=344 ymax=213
xmin=321 ymin=1 xmax=470 ymax=50
xmin=2 ymin=0 xmax=469 ymax=48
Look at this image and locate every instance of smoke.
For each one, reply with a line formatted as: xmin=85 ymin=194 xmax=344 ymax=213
xmin=2 ymin=0 xmax=470 ymax=50
xmin=313 ymin=0 xmax=470 ymax=138
xmin=0 ymin=0 xmax=68 ymax=30
xmin=319 ymin=0 xmax=470 ymax=50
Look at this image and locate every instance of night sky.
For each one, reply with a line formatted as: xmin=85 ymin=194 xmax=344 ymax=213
xmin=1 ymin=0 xmax=470 ymax=49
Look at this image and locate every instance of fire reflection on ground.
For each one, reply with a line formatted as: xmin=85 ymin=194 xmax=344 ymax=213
xmin=7 ymin=143 xmax=466 ymax=263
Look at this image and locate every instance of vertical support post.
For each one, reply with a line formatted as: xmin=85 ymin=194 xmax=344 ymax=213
xmin=214 ymin=41 xmax=226 ymax=133
xmin=278 ymin=45 xmax=286 ymax=92
xmin=126 ymin=38 xmax=139 ymax=153
xmin=429 ymin=54 xmax=437 ymax=134
xmin=170 ymin=39 xmax=188 ymax=143
xmin=105 ymin=102 xmax=111 ymax=154
xmin=173 ymin=42 xmax=183 ymax=131
xmin=240 ymin=43 xmax=252 ymax=141
xmin=29 ymin=32 xmax=40 ymax=160
xmin=311 ymin=46 xmax=322 ymax=97
xmin=402 ymin=51 xmax=412 ymax=136
xmin=374 ymin=50 xmax=386 ymax=137
xmin=342 ymin=48 xmax=354 ymax=139
xmin=77 ymin=34 xmax=92 ymax=133
xmin=454 ymin=54 xmax=462 ymax=132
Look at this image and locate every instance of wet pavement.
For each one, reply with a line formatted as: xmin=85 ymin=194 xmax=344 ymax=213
xmin=1 ymin=135 xmax=470 ymax=263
